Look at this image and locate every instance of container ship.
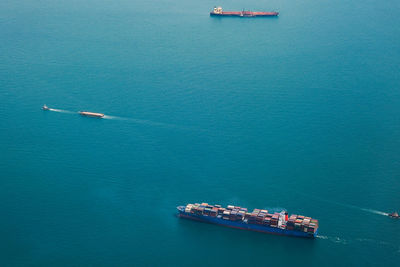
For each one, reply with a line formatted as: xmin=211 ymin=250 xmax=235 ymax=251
xmin=210 ymin=7 xmax=279 ymax=17
xmin=177 ymin=203 xmax=318 ymax=238
xmin=79 ymin=111 xmax=105 ymax=118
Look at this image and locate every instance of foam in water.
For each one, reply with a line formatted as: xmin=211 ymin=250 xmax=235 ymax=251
xmin=103 ymin=114 xmax=182 ymax=128
xmin=294 ymin=191 xmax=389 ymax=217
xmin=103 ymin=114 xmax=205 ymax=132
xmin=317 ymin=235 xmax=348 ymax=245
xmin=45 ymin=107 xmax=211 ymax=134
xmin=359 ymin=208 xmax=389 ymax=216
xmin=319 ymin=236 xmax=398 ymax=252
xmin=102 ymin=115 xmax=127 ymax=121
xmin=48 ymin=108 xmax=75 ymax=114
xmin=337 ymin=204 xmax=388 ymax=216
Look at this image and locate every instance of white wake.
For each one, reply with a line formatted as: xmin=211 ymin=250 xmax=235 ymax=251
xmin=48 ymin=108 xmax=76 ymax=114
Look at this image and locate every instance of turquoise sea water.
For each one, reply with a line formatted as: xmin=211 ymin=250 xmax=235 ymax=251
xmin=1 ymin=0 xmax=400 ymax=265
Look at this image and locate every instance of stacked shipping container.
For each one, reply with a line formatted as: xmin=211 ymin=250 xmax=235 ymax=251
xmin=286 ymin=214 xmax=319 ymax=233
xmin=184 ymin=203 xmax=318 ymax=234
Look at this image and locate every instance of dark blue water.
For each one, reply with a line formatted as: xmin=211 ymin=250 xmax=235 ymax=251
xmin=1 ymin=0 xmax=400 ymax=265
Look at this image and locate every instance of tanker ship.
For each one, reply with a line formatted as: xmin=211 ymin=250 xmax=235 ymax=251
xmin=79 ymin=111 xmax=105 ymax=118
xmin=177 ymin=203 xmax=318 ymax=238
xmin=210 ymin=7 xmax=279 ymax=17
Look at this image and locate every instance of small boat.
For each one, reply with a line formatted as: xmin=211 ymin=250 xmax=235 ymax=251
xmin=42 ymin=104 xmax=50 ymax=110
xmin=388 ymin=212 xmax=399 ymax=219
xmin=79 ymin=111 xmax=105 ymax=118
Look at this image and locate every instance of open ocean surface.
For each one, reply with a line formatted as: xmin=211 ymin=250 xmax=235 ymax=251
xmin=1 ymin=0 xmax=400 ymax=266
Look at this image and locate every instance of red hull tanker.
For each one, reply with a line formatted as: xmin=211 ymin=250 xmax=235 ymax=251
xmin=210 ymin=7 xmax=278 ymax=17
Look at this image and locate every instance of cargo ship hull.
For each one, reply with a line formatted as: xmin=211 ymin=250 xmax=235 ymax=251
xmin=210 ymin=12 xmax=279 ymax=17
xmin=79 ymin=111 xmax=105 ymax=118
xmin=177 ymin=206 xmax=317 ymax=238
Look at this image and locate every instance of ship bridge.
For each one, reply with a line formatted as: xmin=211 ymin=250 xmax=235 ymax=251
xmin=213 ymin=6 xmax=223 ymax=14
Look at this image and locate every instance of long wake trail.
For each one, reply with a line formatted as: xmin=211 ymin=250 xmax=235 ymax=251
xmin=48 ymin=108 xmax=76 ymax=114
xmin=359 ymin=208 xmax=389 ymax=216
xmin=316 ymin=235 xmax=348 ymax=244
xmin=103 ymin=114 xmax=206 ymax=132
xmin=294 ymin=191 xmax=389 ymax=217
xmin=324 ymin=200 xmax=388 ymax=217
xmin=317 ymin=235 xmax=399 ymax=254
xmin=44 ymin=107 xmax=204 ymax=132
